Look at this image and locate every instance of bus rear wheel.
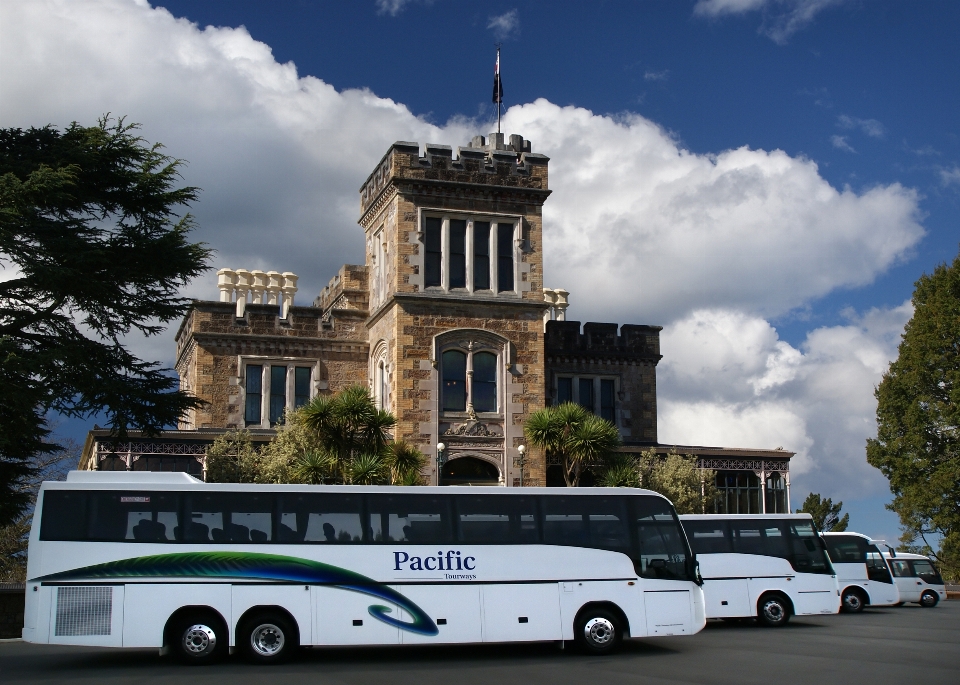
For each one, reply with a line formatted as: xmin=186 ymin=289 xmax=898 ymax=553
xmin=756 ymin=593 xmax=791 ymax=627
xmin=840 ymin=588 xmax=866 ymax=613
xmin=170 ymin=612 xmax=228 ymax=664
xmin=919 ymin=591 xmax=939 ymax=608
xmin=239 ymin=611 xmax=298 ymax=664
xmin=574 ymin=608 xmax=622 ymax=655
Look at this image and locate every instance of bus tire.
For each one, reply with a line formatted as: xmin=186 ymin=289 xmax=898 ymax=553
xmin=919 ymin=591 xmax=939 ymax=608
xmin=168 ymin=611 xmax=228 ymax=665
xmin=574 ymin=608 xmax=623 ymax=655
xmin=239 ymin=611 xmax=298 ymax=664
xmin=756 ymin=593 xmax=791 ymax=627
xmin=840 ymin=587 xmax=866 ymax=613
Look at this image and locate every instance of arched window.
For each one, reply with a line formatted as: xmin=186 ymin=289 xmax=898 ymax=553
xmin=442 ymin=350 xmax=467 ymax=411
xmin=472 ymin=352 xmax=497 ymax=412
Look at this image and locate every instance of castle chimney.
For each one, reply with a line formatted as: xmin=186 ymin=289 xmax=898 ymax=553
xmin=234 ymin=269 xmax=251 ymax=317
xmin=265 ymin=271 xmax=282 ymax=306
xmin=281 ymin=272 xmax=299 ymax=319
xmin=217 ymin=268 xmax=236 ymax=303
xmin=250 ymin=270 xmax=267 ymax=304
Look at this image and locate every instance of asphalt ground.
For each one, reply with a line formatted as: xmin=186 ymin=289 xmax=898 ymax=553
xmin=2 ymin=602 xmax=958 ymax=685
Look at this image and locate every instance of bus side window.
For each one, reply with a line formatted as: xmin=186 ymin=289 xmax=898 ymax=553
xmin=787 ymin=521 xmax=830 ymax=573
xmin=279 ymin=493 xmax=364 ymax=543
xmin=182 ymin=493 xmax=273 ymax=543
xmin=541 ymin=495 xmax=630 ymax=552
xmin=683 ymin=522 xmax=732 ymax=554
xmin=366 ymin=494 xmax=453 ymax=544
xmin=86 ymin=492 xmax=180 ymax=542
xmin=890 ymin=559 xmax=912 ymax=577
xmin=455 ymin=495 xmax=539 ymax=543
xmin=39 ymin=491 xmax=89 ymax=541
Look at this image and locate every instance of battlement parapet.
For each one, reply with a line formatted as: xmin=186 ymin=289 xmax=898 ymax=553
xmin=545 ymin=320 xmax=662 ymax=361
xmin=315 ymin=264 xmax=369 ymax=314
xmin=360 ymin=133 xmax=550 ymax=215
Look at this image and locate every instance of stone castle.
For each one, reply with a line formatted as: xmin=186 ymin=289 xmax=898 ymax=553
xmin=82 ymin=132 xmax=794 ymax=511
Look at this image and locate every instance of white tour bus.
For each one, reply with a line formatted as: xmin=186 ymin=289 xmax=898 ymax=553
xmin=882 ymin=551 xmax=946 ymax=608
xmin=821 ymin=532 xmax=899 ymax=612
xmin=23 ymin=472 xmax=705 ymax=663
xmin=679 ymin=514 xmax=839 ymax=627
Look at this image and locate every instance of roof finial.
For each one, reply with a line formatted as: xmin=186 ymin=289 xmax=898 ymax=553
xmin=492 ymin=43 xmax=503 ymax=134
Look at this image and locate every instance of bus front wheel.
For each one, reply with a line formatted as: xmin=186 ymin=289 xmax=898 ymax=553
xmin=169 ymin=612 xmax=228 ymax=664
xmin=756 ymin=593 xmax=791 ymax=627
xmin=840 ymin=588 xmax=866 ymax=613
xmin=919 ymin=591 xmax=939 ymax=608
xmin=574 ymin=608 xmax=623 ymax=655
xmin=239 ymin=611 xmax=298 ymax=664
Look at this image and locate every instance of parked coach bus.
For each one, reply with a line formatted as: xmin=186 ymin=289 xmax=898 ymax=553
xmin=883 ymin=551 xmax=946 ymax=608
xmin=821 ymin=532 xmax=899 ymax=612
xmin=679 ymin=514 xmax=839 ymax=626
xmin=23 ymin=472 xmax=705 ymax=664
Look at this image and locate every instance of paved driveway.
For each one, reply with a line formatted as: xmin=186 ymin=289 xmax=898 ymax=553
xmin=2 ymin=602 xmax=958 ymax=685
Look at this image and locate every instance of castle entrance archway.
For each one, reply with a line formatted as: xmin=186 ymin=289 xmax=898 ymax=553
xmin=441 ymin=456 xmax=500 ymax=486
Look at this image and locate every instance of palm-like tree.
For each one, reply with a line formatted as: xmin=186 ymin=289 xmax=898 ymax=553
xmin=301 ymin=385 xmax=397 ymax=482
xmin=291 ymin=450 xmax=335 ymax=485
xmin=386 ymin=440 xmax=427 ymax=485
xmin=524 ymin=402 xmax=622 ymax=486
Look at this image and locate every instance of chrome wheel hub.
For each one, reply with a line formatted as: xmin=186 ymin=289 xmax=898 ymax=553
xmin=583 ymin=617 xmax=615 ymax=646
xmin=182 ymin=624 xmax=216 ymax=654
xmin=250 ymin=623 xmax=285 ymax=657
xmin=762 ymin=601 xmax=785 ymax=622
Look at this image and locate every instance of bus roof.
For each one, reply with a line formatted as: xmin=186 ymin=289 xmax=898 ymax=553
xmin=678 ymin=513 xmax=814 ymax=520
xmin=46 ymin=472 xmax=671 ymax=500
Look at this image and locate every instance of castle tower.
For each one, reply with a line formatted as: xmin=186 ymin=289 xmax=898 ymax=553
xmin=359 ymin=132 xmax=551 ymax=486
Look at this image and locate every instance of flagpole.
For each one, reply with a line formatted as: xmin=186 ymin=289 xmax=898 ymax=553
xmin=495 ymin=43 xmax=502 ymax=134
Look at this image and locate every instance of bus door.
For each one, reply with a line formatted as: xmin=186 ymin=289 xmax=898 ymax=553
xmin=889 ymin=558 xmax=921 ymax=603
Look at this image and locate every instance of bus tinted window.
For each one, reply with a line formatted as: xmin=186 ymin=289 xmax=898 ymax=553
xmin=911 ymin=560 xmax=944 ymax=584
xmin=824 ymin=536 xmax=862 ymax=563
xmin=729 ymin=521 xmax=790 ymax=559
xmin=279 ymin=493 xmax=364 ymax=543
xmin=787 ymin=521 xmax=831 ymax=574
xmin=367 ymin=494 xmax=453 ymax=543
xmin=87 ymin=492 xmax=181 ymax=542
xmin=865 ymin=547 xmax=893 ymax=583
xmin=631 ymin=497 xmax=691 ymax=580
xmin=455 ymin=495 xmax=538 ymax=543
xmin=182 ymin=493 xmax=273 ymax=543
xmin=890 ymin=558 xmax=912 ymax=577
xmin=683 ymin=521 xmax=732 ymax=554
xmin=541 ymin=495 xmax=630 ymax=552
xmin=40 ymin=491 xmax=88 ymax=541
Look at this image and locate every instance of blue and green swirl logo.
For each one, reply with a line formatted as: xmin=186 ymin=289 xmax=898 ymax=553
xmin=38 ymin=552 xmax=438 ymax=636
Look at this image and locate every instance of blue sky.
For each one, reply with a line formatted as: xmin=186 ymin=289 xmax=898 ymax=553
xmin=3 ymin=0 xmax=959 ymax=542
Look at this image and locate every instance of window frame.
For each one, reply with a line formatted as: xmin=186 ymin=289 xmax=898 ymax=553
xmin=240 ymin=356 xmax=319 ymax=428
xmin=420 ymin=211 xmax=520 ymax=296
xmin=552 ymin=374 xmax=620 ymax=427
xmin=437 ymin=340 xmax=504 ymax=418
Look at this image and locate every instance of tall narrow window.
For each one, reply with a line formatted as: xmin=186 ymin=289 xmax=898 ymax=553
xmin=424 ymin=217 xmax=442 ymax=287
xmin=374 ymin=229 xmax=386 ymax=303
xmin=295 ymin=367 xmax=311 ymax=408
xmin=600 ymin=379 xmax=616 ymax=423
xmin=442 ymin=350 xmax=467 ymax=412
xmin=474 ymin=221 xmax=490 ymax=290
xmin=377 ymin=360 xmax=387 ymax=410
xmin=556 ymin=377 xmax=572 ymax=405
xmin=270 ymin=365 xmax=287 ymax=425
xmin=472 ymin=352 xmax=497 ymax=412
xmin=449 ymin=219 xmax=466 ymax=288
xmin=245 ymin=365 xmax=262 ymax=425
xmin=497 ymin=222 xmax=514 ymax=292
xmin=578 ymin=378 xmax=594 ymax=413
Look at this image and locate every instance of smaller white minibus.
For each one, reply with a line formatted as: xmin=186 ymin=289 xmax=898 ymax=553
xmin=821 ymin=532 xmax=899 ymax=612
xmin=882 ymin=552 xmax=946 ymax=608
xmin=680 ymin=514 xmax=839 ymax=627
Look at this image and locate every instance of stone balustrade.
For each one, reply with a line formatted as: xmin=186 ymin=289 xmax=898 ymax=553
xmin=216 ymin=268 xmax=299 ymax=318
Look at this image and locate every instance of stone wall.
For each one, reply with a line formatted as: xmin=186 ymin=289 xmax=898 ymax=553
xmin=544 ymin=320 xmax=662 ymax=443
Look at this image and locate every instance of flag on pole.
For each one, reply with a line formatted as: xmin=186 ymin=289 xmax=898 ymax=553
xmin=492 ymin=48 xmax=503 ymax=104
